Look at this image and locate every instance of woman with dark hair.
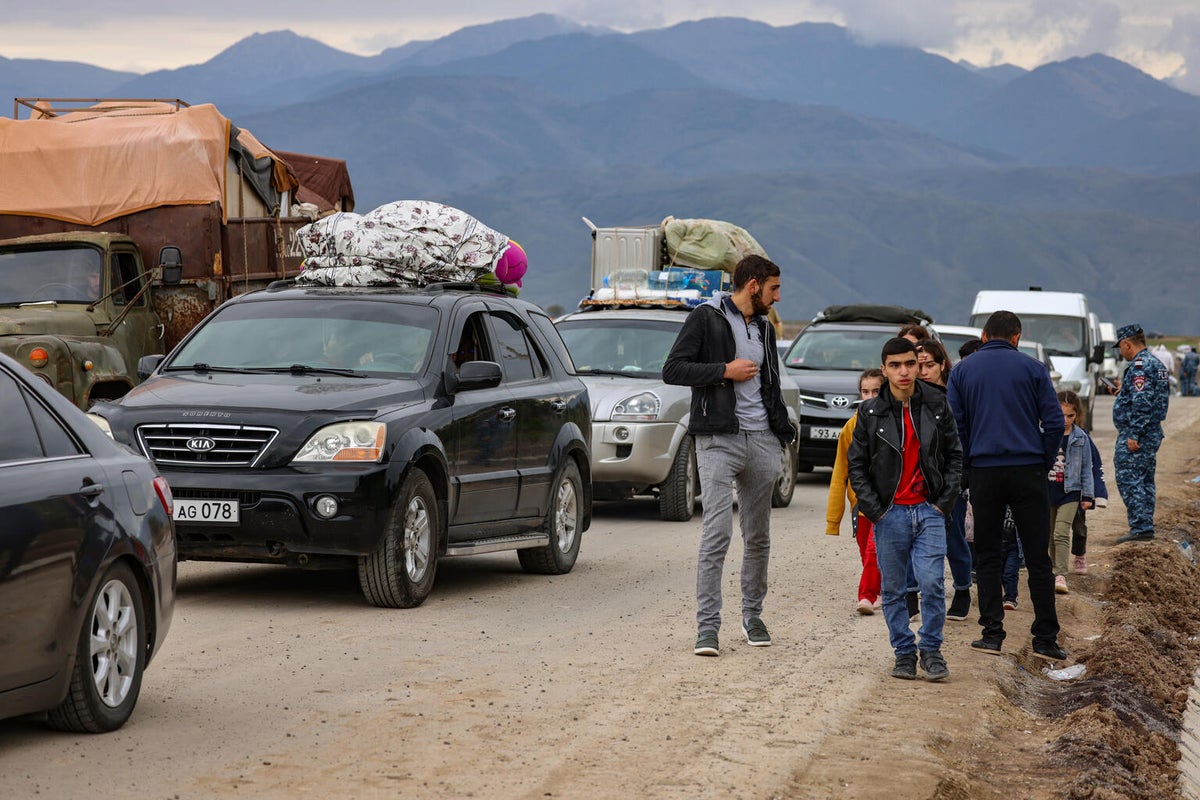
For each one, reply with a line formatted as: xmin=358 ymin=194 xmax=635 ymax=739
xmin=916 ymin=339 xmax=952 ymax=387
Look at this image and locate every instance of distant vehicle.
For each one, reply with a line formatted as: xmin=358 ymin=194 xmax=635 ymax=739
xmin=90 ymin=283 xmax=592 ymax=609
xmin=776 ymin=338 xmax=793 ymax=360
xmin=783 ymin=305 xmax=935 ymax=471
xmin=555 ymin=305 xmax=800 ymax=520
xmin=970 ymin=289 xmax=1104 ymax=430
xmin=931 ymin=324 xmax=982 ymax=363
xmin=1098 ymin=321 xmax=1121 ymax=379
xmin=0 ymin=352 xmax=175 ymax=732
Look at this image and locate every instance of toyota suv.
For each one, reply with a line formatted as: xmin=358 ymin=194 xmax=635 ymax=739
xmin=782 ymin=305 xmax=935 ymax=471
xmin=89 ymin=282 xmax=592 ymax=608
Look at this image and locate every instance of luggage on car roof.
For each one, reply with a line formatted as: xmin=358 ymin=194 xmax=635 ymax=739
xmin=815 ymin=304 xmax=933 ymax=325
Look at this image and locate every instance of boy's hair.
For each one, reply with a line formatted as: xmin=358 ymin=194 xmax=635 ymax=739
xmin=897 ymin=323 xmax=931 ymax=341
xmin=880 ymin=337 xmax=918 ymax=363
xmin=959 ymin=338 xmax=983 ymax=359
xmin=858 ymin=368 xmax=884 ymax=391
xmin=1057 ymin=390 xmax=1085 ymax=426
xmin=983 ymin=310 xmax=1022 ymax=340
xmin=732 ymin=255 xmax=780 ymax=290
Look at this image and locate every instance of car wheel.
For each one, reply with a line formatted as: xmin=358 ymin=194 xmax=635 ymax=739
xmin=358 ymin=467 xmax=439 ymax=608
xmin=47 ymin=562 xmax=147 ymax=733
xmin=519 ymin=458 xmax=583 ymax=574
xmin=771 ymin=439 xmax=798 ymax=508
xmin=659 ymin=435 xmax=697 ymax=521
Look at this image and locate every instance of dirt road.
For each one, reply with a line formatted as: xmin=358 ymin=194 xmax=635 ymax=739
xmin=3 ymin=395 xmax=1199 ymax=799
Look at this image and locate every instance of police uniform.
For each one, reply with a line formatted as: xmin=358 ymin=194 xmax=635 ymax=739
xmin=1112 ymin=323 xmax=1170 ymax=541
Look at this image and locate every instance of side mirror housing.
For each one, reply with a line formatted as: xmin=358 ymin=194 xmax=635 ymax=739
xmin=1091 ymin=344 xmax=1105 ymax=364
xmin=450 ymin=360 xmax=503 ymax=393
xmin=158 ymin=246 xmax=183 ymax=286
xmin=137 ymin=354 xmax=166 ymax=380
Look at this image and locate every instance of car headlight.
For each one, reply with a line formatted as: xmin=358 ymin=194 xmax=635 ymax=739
xmin=293 ymin=421 xmax=386 ymax=463
xmin=612 ymin=391 xmax=661 ymax=421
xmin=86 ymin=413 xmax=114 ymax=438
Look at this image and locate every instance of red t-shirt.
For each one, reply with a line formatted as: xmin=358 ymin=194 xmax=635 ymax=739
xmin=893 ymin=404 xmax=927 ymax=505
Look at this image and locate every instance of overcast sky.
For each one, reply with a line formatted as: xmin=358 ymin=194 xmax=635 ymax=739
xmin=4 ymin=1 xmax=1197 ymax=91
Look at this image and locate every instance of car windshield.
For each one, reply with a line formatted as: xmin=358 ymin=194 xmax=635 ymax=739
xmin=556 ymin=317 xmax=682 ymax=378
xmin=784 ymin=328 xmax=895 ymax=371
xmin=937 ymin=332 xmax=978 ymax=362
xmin=973 ymin=314 xmax=1086 ymax=357
xmin=167 ymin=298 xmax=438 ymax=375
xmin=0 ymin=246 xmax=102 ymax=304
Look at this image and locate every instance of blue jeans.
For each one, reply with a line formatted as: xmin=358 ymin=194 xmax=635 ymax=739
xmin=1002 ymin=524 xmax=1024 ymax=601
xmin=947 ymin=492 xmax=972 ymax=592
xmin=874 ymin=502 xmax=947 ymax=655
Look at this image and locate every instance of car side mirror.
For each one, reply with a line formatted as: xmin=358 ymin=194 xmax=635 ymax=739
xmin=137 ymin=354 xmax=166 ymax=380
xmin=158 ymin=246 xmax=183 ymax=286
xmin=450 ymin=360 xmax=503 ymax=392
xmin=1091 ymin=344 xmax=1105 ymax=364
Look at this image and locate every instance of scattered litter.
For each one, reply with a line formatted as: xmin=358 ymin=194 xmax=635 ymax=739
xmin=1042 ymin=664 xmax=1087 ymax=681
xmin=1189 ymin=475 xmax=1200 ymax=484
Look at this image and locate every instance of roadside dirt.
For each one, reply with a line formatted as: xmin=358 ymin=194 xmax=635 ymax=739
xmin=797 ymin=396 xmax=1200 ymax=800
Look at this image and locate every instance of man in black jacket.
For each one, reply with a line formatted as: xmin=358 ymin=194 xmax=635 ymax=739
xmin=848 ymin=337 xmax=962 ymax=681
xmin=663 ymin=255 xmax=796 ymax=657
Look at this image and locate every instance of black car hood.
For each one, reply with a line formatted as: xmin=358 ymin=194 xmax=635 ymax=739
xmin=117 ymin=372 xmax=423 ymax=414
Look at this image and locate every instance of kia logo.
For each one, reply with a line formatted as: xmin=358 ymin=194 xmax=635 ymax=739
xmin=830 ymin=396 xmax=851 ymax=408
xmin=186 ymin=437 xmax=217 ymax=452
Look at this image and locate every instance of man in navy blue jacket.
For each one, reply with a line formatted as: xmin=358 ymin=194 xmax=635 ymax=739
xmin=947 ymin=310 xmax=1067 ymax=661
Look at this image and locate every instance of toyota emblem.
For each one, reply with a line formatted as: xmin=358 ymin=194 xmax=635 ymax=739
xmin=186 ymin=436 xmax=217 ymax=452
xmin=830 ymin=396 xmax=851 ymax=408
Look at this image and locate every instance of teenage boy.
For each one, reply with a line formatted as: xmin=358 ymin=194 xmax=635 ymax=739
xmin=848 ymin=337 xmax=963 ymax=681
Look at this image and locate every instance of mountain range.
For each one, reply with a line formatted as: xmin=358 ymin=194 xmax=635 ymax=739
xmin=1 ymin=14 xmax=1197 ymax=332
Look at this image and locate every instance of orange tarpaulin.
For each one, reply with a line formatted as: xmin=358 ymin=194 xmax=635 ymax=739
xmin=0 ymin=102 xmax=293 ymax=226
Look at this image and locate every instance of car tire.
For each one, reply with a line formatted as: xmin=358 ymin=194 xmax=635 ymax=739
xmin=358 ymin=467 xmax=439 ymax=608
xmin=771 ymin=439 xmax=798 ymax=508
xmin=47 ymin=561 xmax=147 ymax=733
xmin=519 ymin=458 xmax=583 ymax=574
xmin=659 ymin=435 xmax=697 ymax=522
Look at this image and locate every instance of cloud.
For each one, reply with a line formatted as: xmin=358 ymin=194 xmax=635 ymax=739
xmin=1162 ymin=11 xmax=1200 ymax=91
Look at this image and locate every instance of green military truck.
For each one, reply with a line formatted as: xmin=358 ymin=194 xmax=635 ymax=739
xmin=0 ymin=98 xmax=354 ymax=409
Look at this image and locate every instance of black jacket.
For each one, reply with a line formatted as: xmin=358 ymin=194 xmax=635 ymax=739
xmin=847 ymin=380 xmax=963 ymax=523
xmin=662 ymin=296 xmax=796 ymax=446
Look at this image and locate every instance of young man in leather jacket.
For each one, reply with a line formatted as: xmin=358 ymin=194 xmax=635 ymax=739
xmin=848 ymin=337 xmax=962 ymax=681
xmin=663 ymin=255 xmax=796 ymax=656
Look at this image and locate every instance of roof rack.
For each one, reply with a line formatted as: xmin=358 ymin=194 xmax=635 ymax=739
xmin=423 ymin=282 xmax=512 ymax=297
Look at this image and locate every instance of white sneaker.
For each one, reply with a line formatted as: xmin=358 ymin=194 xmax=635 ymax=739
xmin=1055 ymin=575 xmax=1069 ymax=594
xmin=856 ymin=599 xmax=874 ymax=615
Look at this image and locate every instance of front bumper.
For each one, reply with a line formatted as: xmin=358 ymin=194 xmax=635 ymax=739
xmin=164 ymin=465 xmax=393 ymax=563
xmin=589 ymin=420 xmax=686 ymax=490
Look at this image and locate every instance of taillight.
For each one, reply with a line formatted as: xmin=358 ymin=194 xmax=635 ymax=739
xmin=29 ymin=347 xmax=49 ymax=368
xmin=153 ymin=476 xmax=173 ymax=516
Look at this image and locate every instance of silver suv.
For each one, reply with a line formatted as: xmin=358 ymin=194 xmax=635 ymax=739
xmin=555 ymin=306 xmax=799 ymax=521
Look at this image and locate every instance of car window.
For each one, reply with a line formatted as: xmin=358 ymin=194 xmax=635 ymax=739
xmin=785 ymin=328 xmax=893 ymax=371
xmin=556 ymin=317 xmax=682 ymax=377
xmin=527 ymin=311 xmax=577 ymax=374
xmin=0 ymin=371 xmax=49 ymax=462
xmin=168 ymin=298 xmax=437 ymax=375
xmin=452 ymin=311 xmax=493 ymax=367
xmin=110 ymin=250 xmax=143 ymax=305
xmin=24 ymin=392 xmax=82 ymax=458
xmin=487 ymin=310 xmax=542 ymax=383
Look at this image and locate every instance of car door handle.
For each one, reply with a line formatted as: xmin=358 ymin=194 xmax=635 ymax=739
xmin=549 ymin=399 xmax=566 ymax=413
xmin=498 ymin=407 xmax=516 ymax=422
xmin=79 ymin=482 xmax=105 ymax=497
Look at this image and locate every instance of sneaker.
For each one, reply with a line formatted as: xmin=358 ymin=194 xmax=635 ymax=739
xmin=694 ymin=629 xmax=719 ymax=656
xmin=946 ymin=589 xmax=971 ymax=621
xmin=919 ymin=649 xmax=950 ymax=681
xmin=1055 ymin=575 xmax=1069 ymax=595
xmin=1115 ymin=532 xmax=1155 ymax=544
xmin=970 ymin=637 xmax=1003 ymax=655
xmin=742 ymin=616 xmax=772 ymax=646
xmin=872 ymin=598 xmax=882 ymax=611
xmin=905 ymin=591 xmax=920 ymax=622
xmin=1003 ymin=598 xmax=1018 ymax=611
xmin=1032 ymin=640 xmax=1069 ymax=661
xmin=891 ymin=652 xmax=918 ymax=680
xmin=1072 ymin=556 xmax=1088 ymax=575
xmin=856 ymin=598 xmax=875 ymax=615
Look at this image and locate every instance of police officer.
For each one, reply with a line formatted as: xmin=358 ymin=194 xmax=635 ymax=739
xmin=1110 ymin=323 xmax=1170 ymax=543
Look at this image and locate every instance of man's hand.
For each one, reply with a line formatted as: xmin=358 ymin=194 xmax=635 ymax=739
xmin=1127 ymin=438 xmax=1140 ymax=452
xmin=1081 ymin=500 xmax=1093 ymax=510
xmin=724 ymin=358 xmax=759 ymax=382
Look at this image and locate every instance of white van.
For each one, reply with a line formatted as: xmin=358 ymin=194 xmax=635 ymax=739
xmin=970 ymin=288 xmax=1106 ymax=427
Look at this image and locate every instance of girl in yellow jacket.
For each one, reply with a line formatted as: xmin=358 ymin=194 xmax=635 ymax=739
xmin=826 ymin=368 xmax=884 ymax=614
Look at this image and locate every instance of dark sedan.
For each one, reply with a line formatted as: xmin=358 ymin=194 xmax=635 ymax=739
xmin=92 ymin=282 xmax=592 ymax=608
xmin=0 ymin=353 xmax=176 ymax=732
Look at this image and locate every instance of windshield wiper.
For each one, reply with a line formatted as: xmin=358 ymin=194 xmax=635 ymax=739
xmin=1044 ymin=348 xmax=1080 ymax=357
xmin=578 ymin=368 xmax=652 ymax=377
xmin=259 ymin=364 xmax=367 ymax=377
xmin=163 ymin=363 xmax=258 ymax=374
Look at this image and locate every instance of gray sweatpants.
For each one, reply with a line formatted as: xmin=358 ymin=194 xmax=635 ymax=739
xmin=695 ymin=430 xmax=781 ymax=632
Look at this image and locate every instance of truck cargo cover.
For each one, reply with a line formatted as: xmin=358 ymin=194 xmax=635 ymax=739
xmin=0 ymin=102 xmax=297 ymax=226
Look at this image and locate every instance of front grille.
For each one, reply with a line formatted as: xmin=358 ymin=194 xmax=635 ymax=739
xmin=172 ymin=488 xmax=263 ymax=506
xmin=137 ymin=423 xmax=279 ymax=467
